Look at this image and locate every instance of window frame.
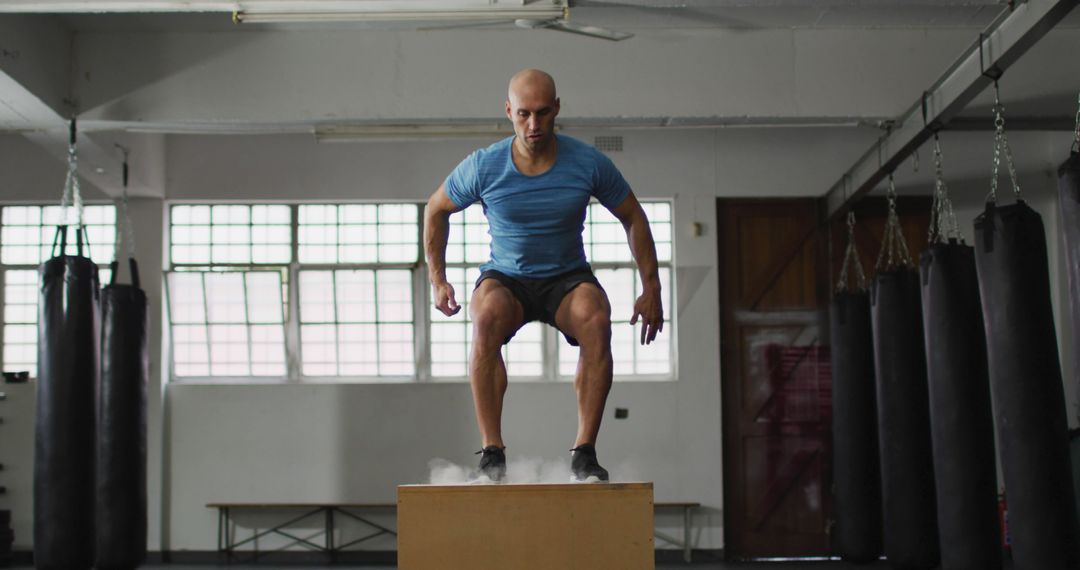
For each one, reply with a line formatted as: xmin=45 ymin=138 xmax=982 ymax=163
xmin=0 ymin=203 xmax=118 ymax=378
xmin=164 ymin=200 xmax=675 ymax=384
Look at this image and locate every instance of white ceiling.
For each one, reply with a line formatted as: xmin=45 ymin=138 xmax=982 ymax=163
xmin=2 ymin=0 xmax=1078 ymax=199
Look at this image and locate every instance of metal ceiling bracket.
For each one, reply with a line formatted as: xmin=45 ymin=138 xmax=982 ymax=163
xmin=821 ymin=0 xmax=1080 ymax=222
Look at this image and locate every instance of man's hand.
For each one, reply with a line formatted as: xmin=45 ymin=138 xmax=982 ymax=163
xmin=630 ymin=287 xmax=664 ymax=345
xmin=433 ymin=281 xmax=462 ymax=317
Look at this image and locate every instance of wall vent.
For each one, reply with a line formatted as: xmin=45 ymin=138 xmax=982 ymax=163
xmin=594 ymin=135 xmax=623 ymax=152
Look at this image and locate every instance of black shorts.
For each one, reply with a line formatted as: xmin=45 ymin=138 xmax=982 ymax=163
xmin=474 ymin=266 xmax=605 ymax=346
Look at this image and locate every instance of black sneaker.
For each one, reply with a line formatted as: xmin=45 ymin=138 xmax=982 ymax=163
xmin=475 ymin=445 xmax=506 ymax=482
xmin=570 ymin=444 xmax=609 ymax=482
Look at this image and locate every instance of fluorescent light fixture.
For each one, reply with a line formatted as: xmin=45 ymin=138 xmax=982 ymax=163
xmin=234 ymin=4 xmax=566 ymax=24
xmin=313 ymin=123 xmax=518 ymax=142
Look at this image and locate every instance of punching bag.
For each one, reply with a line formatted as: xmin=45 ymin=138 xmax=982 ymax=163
xmin=872 ymin=269 xmax=939 ymax=570
xmin=1060 ymin=151 xmax=1080 ymax=422
xmin=830 ymin=212 xmax=882 ymax=564
xmin=34 ymin=225 xmax=101 ymax=570
xmin=96 ymin=258 xmax=148 ymax=570
xmin=830 ymin=291 xmax=883 ymax=564
xmin=870 ymin=183 xmax=939 ymax=570
xmin=920 ymin=132 xmax=1001 ymax=570
xmin=920 ymin=243 xmax=1001 ymax=570
xmin=974 ymin=200 xmax=1080 ymax=569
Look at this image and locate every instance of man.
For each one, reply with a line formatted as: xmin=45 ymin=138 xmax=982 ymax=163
xmin=424 ymin=69 xmax=664 ymax=482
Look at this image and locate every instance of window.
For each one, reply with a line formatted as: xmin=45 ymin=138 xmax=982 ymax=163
xmin=298 ymin=269 xmax=414 ymax=377
xmin=164 ymin=200 xmax=674 ymax=382
xmin=166 ymin=205 xmax=292 ymax=379
xmin=432 ymin=207 xmax=545 ymax=380
xmin=0 ymin=205 xmax=117 ymax=376
xmin=166 ymin=271 xmax=287 ymax=377
xmin=559 ymin=203 xmax=673 ymax=378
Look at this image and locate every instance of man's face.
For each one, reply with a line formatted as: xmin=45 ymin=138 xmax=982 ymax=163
xmin=506 ymin=85 xmax=560 ymax=153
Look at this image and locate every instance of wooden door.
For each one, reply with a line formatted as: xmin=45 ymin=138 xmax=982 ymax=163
xmin=719 ymin=197 xmax=932 ymax=560
xmin=719 ymin=199 xmax=832 ymax=558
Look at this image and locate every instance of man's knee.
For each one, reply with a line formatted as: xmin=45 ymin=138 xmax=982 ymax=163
xmin=574 ymin=311 xmax=612 ymax=352
xmin=471 ymin=285 xmax=522 ymax=348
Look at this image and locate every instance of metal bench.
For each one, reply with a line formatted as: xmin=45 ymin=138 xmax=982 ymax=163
xmin=209 ymin=500 xmax=700 ymax=563
xmin=208 ymin=502 xmax=396 ymax=562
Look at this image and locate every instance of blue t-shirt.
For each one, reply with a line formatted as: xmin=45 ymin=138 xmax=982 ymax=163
xmin=444 ymin=134 xmax=631 ymax=278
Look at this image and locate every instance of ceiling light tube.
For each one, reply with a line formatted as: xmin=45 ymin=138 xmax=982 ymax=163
xmin=235 ymin=6 xmax=566 ymax=24
xmin=313 ymin=123 xmax=519 ymax=142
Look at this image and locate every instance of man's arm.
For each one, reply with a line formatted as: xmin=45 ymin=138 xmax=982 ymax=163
xmin=610 ymin=191 xmax=664 ymax=345
xmin=425 ymin=184 xmax=465 ymax=317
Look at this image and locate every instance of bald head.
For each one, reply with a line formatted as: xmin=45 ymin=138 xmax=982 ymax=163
xmin=506 ymin=68 xmax=560 ymax=154
xmin=508 ymin=69 xmax=557 ymax=102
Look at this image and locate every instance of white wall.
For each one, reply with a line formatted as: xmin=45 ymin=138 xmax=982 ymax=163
xmin=161 ymin=127 xmax=727 ymax=551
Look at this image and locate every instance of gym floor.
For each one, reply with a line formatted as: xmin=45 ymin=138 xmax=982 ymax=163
xmin=4 ymin=563 xmax=1011 ymax=569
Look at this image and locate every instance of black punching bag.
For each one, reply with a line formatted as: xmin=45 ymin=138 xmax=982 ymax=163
xmin=34 ymin=225 xmax=100 ymax=570
xmin=1060 ymin=152 xmax=1080 ymax=420
xmin=920 ymin=243 xmax=1001 ymax=570
xmin=974 ymin=201 xmax=1080 ymax=570
xmin=96 ymin=259 xmax=148 ymax=570
xmin=830 ymin=291 xmax=883 ymax=564
xmin=872 ymin=269 xmax=939 ymax=570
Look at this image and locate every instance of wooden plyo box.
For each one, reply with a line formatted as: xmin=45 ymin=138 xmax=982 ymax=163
xmin=397 ymin=482 xmax=655 ymax=570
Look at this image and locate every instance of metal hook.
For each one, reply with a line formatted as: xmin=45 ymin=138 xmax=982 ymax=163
xmin=114 ymin=143 xmax=130 ymax=188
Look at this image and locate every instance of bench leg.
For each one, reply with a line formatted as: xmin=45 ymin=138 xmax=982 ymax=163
xmin=683 ymin=507 xmax=691 ymax=563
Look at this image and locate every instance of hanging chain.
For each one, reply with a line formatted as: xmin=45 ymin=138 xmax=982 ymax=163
xmin=836 ymin=210 xmax=867 ymax=293
xmin=59 ymin=119 xmax=85 ymax=230
xmin=1072 ymin=89 xmax=1080 ymax=153
xmin=114 ymin=145 xmax=137 ymax=261
xmin=987 ymin=81 xmax=1022 ymax=204
xmin=876 ymin=174 xmax=913 ymax=271
xmin=927 ymin=134 xmax=962 ymax=245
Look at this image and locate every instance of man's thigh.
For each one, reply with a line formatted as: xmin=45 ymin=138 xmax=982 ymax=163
xmin=471 ymin=275 xmax=528 ymax=344
xmin=551 ymin=282 xmax=611 ymax=346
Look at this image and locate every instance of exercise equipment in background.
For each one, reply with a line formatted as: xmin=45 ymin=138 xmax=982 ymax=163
xmin=96 ymin=151 xmax=149 ymax=570
xmin=871 ymin=175 xmax=939 ymax=570
xmin=1059 ymin=91 xmax=1080 ymax=427
xmin=830 ymin=211 xmax=883 ymax=564
xmin=919 ymin=133 xmax=1000 ymax=570
xmin=34 ymin=119 xmax=100 ymax=570
xmin=974 ymin=81 xmax=1080 ymax=570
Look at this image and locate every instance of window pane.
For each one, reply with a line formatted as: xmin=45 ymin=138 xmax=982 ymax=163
xmin=205 ymin=273 xmax=247 ymax=323
xmin=166 ymin=273 xmax=206 ymax=324
xmin=299 ymin=203 xmax=420 ymax=264
xmin=301 ymin=324 xmax=337 ymax=376
xmin=171 ymin=204 xmax=290 ymax=265
xmin=300 ymin=268 xmax=416 ymax=378
xmin=246 ymin=272 xmax=285 ymax=324
xmin=596 ymin=269 xmax=635 ymax=323
xmin=166 ymin=270 xmax=286 ymax=378
xmin=446 ymin=206 xmax=491 ymax=265
xmin=2 ymin=267 xmax=37 ymax=374
xmin=2 ymin=205 xmax=115 ymax=265
xmin=558 ymin=237 xmax=673 ymax=379
xmin=209 ymin=324 xmax=250 ymax=376
xmin=504 ymin=322 xmax=543 ymax=379
xmin=430 ymin=266 xmax=480 ymax=379
xmin=299 ymin=271 xmax=336 ymax=323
